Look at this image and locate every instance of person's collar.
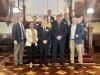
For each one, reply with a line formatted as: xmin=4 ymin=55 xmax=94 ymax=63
xmin=42 ymin=25 xmax=46 ymax=28
xmin=19 ymin=22 xmax=23 ymax=25
xmin=57 ymin=20 xmax=62 ymax=24
xmin=72 ymin=23 xmax=77 ymax=25
xmin=48 ymin=16 xmax=51 ymax=17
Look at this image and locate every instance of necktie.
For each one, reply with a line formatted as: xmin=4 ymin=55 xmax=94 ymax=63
xmin=20 ymin=24 xmax=24 ymax=39
xmin=58 ymin=23 xmax=61 ymax=29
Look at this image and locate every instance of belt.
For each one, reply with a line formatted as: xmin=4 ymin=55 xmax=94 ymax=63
xmin=70 ymin=39 xmax=75 ymax=40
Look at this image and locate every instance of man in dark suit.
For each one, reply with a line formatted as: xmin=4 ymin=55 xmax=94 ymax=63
xmin=12 ymin=15 xmax=25 ymax=67
xmin=77 ymin=16 xmax=88 ymax=55
xmin=38 ymin=20 xmax=51 ymax=67
xmin=69 ymin=16 xmax=84 ymax=65
xmin=47 ymin=10 xmax=55 ymax=25
xmin=62 ymin=13 xmax=70 ymax=50
xmin=51 ymin=15 xmax=67 ymax=66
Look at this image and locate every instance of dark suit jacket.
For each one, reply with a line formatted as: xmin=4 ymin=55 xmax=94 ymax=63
xmin=38 ymin=26 xmax=51 ymax=45
xmin=62 ymin=18 xmax=68 ymax=26
xmin=80 ymin=22 xmax=87 ymax=40
xmin=62 ymin=18 xmax=70 ymax=35
xmin=51 ymin=20 xmax=67 ymax=41
xmin=69 ymin=24 xmax=84 ymax=44
xmin=12 ymin=23 xmax=25 ymax=43
xmin=48 ymin=16 xmax=55 ymax=25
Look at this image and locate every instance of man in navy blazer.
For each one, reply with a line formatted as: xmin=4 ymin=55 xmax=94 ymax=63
xmin=69 ymin=16 xmax=84 ymax=65
xmin=51 ymin=15 xmax=67 ymax=66
xmin=12 ymin=16 xmax=25 ymax=67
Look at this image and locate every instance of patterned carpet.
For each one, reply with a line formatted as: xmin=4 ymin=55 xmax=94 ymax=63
xmin=0 ymin=64 xmax=100 ymax=75
xmin=9 ymin=49 xmax=94 ymax=64
xmin=0 ymin=50 xmax=99 ymax=75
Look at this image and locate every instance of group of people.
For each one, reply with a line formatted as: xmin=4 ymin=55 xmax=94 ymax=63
xmin=12 ymin=10 xmax=88 ymax=68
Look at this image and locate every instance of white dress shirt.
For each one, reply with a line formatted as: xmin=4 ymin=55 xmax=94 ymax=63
xmin=48 ymin=16 xmax=51 ymax=22
xmin=70 ymin=24 xmax=77 ymax=39
xmin=43 ymin=26 xmax=46 ymax=31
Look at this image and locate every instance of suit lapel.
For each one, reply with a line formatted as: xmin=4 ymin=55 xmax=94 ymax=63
xmin=17 ymin=23 xmax=21 ymax=32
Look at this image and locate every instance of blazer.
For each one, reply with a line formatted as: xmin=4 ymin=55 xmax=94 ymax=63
xmin=12 ymin=23 xmax=25 ymax=43
xmin=38 ymin=26 xmax=51 ymax=45
xmin=48 ymin=16 xmax=55 ymax=25
xmin=62 ymin=18 xmax=68 ymax=26
xmin=51 ymin=20 xmax=67 ymax=40
xmin=25 ymin=29 xmax=38 ymax=46
xmin=69 ymin=24 xmax=84 ymax=44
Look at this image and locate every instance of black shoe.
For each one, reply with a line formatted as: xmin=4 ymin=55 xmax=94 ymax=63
xmin=14 ymin=64 xmax=19 ymax=67
xmin=60 ymin=63 xmax=65 ymax=66
xmin=44 ymin=64 xmax=49 ymax=67
xmin=51 ymin=63 xmax=55 ymax=66
xmin=19 ymin=64 xmax=24 ymax=66
xmin=69 ymin=63 xmax=74 ymax=66
xmin=78 ymin=64 xmax=83 ymax=67
xmin=39 ymin=64 xmax=43 ymax=67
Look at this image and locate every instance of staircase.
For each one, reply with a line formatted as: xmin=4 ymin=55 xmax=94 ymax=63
xmin=9 ymin=49 xmax=94 ymax=64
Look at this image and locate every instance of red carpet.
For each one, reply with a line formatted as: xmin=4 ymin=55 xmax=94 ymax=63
xmin=9 ymin=49 xmax=94 ymax=64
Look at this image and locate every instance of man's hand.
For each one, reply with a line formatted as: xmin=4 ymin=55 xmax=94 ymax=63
xmin=14 ymin=40 xmax=18 ymax=45
xmin=32 ymin=41 xmax=36 ymax=44
xmin=84 ymin=28 xmax=88 ymax=32
xmin=35 ymin=43 xmax=38 ymax=46
xmin=56 ymin=35 xmax=62 ymax=40
xmin=43 ymin=40 xmax=48 ymax=44
xmin=76 ymin=34 xmax=79 ymax=38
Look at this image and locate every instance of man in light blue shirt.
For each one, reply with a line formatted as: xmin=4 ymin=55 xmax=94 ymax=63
xmin=69 ymin=16 xmax=83 ymax=66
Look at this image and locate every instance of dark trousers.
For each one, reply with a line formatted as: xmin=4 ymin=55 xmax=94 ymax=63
xmin=26 ymin=44 xmax=36 ymax=64
xmin=48 ymin=40 xmax=51 ymax=55
xmin=52 ymin=40 xmax=65 ymax=64
xmin=40 ymin=44 xmax=48 ymax=65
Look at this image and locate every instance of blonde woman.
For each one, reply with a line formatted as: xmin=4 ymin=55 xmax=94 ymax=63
xmin=43 ymin=15 xmax=52 ymax=29
xmin=38 ymin=20 xmax=51 ymax=67
xmin=25 ymin=22 xmax=38 ymax=68
xmin=43 ymin=15 xmax=52 ymax=55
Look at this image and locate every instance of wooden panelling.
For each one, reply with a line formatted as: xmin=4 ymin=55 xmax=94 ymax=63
xmin=75 ymin=0 xmax=100 ymax=22
xmin=0 ymin=0 xmax=9 ymax=18
xmin=93 ymin=34 xmax=100 ymax=47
